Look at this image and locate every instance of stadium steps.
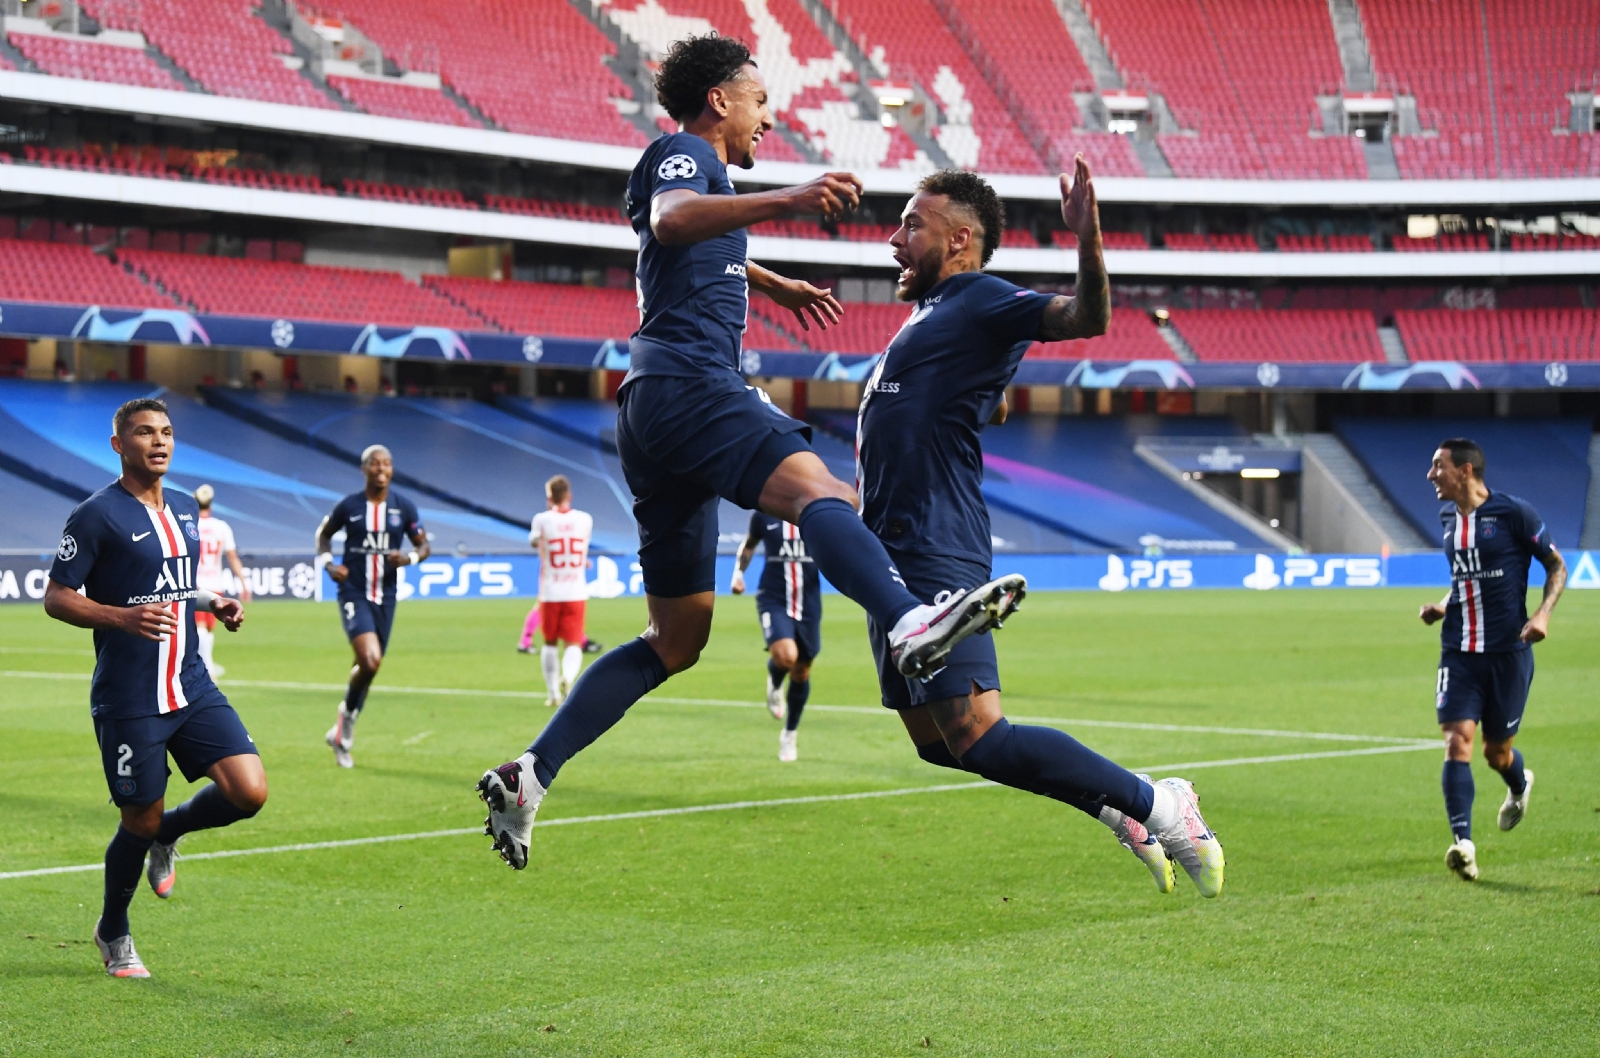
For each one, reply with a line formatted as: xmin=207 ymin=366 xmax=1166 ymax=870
xmin=0 ymin=32 xmax=40 ymax=73
xmin=1300 ymin=433 xmax=1431 ymax=549
xmin=1363 ymin=139 xmax=1400 ymax=179
xmin=567 ymin=0 xmax=668 ymax=145
xmin=0 ymin=464 xmax=80 ymax=550
xmin=1133 ymin=441 xmax=1300 ymax=550
xmin=1129 ymin=139 xmax=1174 ymax=178
xmin=199 ymin=387 xmax=529 ymax=532
xmin=143 ymin=41 xmax=207 ymax=95
xmin=1157 ymin=323 xmax=1199 ymax=363
xmin=440 ymin=82 xmax=500 ymax=131
xmin=1326 ymin=0 xmax=1376 ymax=92
xmin=1377 ymin=325 xmax=1408 ymax=363
xmin=794 ymin=0 xmax=957 ymax=170
xmin=256 ymin=0 xmax=362 ymax=113
xmin=1053 ymin=0 xmax=1123 ymax=90
xmin=1582 ymin=433 xmax=1600 ymax=550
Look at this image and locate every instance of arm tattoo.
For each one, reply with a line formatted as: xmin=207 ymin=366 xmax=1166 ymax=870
xmin=1037 ymin=239 xmax=1111 ymax=343
xmin=1539 ymin=551 xmax=1566 ymax=612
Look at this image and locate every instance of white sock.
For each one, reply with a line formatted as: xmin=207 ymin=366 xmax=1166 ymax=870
xmin=197 ymin=626 xmax=215 ymax=669
xmin=888 ymin=606 xmax=929 ymax=641
xmin=561 ymin=645 xmax=582 ymax=685
xmin=1096 ymin=804 xmax=1123 ymax=829
xmin=541 ymin=645 xmax=560 ymax=695
xmin=1142 ymin=780 xmax=1180 ymax=833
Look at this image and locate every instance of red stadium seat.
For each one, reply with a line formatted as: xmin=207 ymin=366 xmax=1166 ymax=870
xmin=8 ymin=32 xmax=183 ymax=90
xmin=1397 ymin=309 xmax=1600 ymax=361
xmin=1169 ymin=309 xmax=1385 ymax=362
xmin=1028 ymin=310 xmax=1173 ymax=360
xmin=0 ymin=237 xmax=167 ymax=309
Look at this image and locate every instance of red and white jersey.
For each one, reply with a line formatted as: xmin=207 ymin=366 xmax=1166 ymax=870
xmin=530 ymin=507 xmax=594 ymax=602
xmin=196 ymin=513 xmax=237 ymax=593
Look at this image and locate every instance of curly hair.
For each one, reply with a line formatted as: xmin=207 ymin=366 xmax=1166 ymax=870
xmin=917 ymin=169 xmax=1005 ymax=266
xmin=654 ymin=34 xmax=755 ymax=123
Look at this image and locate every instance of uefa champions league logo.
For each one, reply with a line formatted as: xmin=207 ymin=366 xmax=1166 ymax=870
xmin=658 ymin=154 xmax=698 ymax=180
xmin=1544 ymin=363 xmax=1568 ymax=387
xmin=271 ymin=319 xmax=296 ymax=348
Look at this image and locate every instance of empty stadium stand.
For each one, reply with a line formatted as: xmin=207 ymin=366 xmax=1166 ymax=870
xmin=1052 ymin=231 xmax=1151 ymax=250
xmin=485 ymin=195 xmax=627 ymax=225
xmin=1164 ymin=233 xmax=1258 ymax=252
xmin=342 ymin=179 xmax=478 ymax=210
xmin=8 ymin=32 xmax=183 ymax=90
xmin=1334 ymin=416 xmax=1593 ymax=545
xmin=1278 ymin=234 xmax=1374 ymax=252
xmin=1395 ymin=309 xmax=1600 ymax=361
xmin=0 ymin=238 xmax=165 ymax=309
xmin=1028 ymin=310 xmax=1172 ymax=360
xmin=1170 ymin=309 xmax=1386 ymax=362
xmin=200 ymin=388 xmax=640 ymax=551
xmin=0 ymin=464 xmax=78 ymax=550
xmin=121 ymin=250 xmax=485 ymax=329
xmin=325 ymin=75 xmax=481 ymax=127
xmin=426 ymin=277 xmax=633 ymax=340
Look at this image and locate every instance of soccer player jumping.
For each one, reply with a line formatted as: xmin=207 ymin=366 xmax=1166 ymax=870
xmin=477 ymin=35 xmax=1025 ymax=868
xmin=315 ymin=445 xmax=430 ymax=768
xmin=856 ymin=163 xmax=1224 ymax=897
xmin=44 ymin=398 xmax=267 ymax=977
xmin=1420 ymin=439 xmax=1565 ymax=881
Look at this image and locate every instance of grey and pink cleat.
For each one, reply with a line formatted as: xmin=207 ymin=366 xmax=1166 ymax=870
xmin=477 ymin=752 xmax=546 ymax=870
xmin=146 ymin=839 xmax=177 ymax=899
xmin=93 ymin=919 xmax=150 ymax=979
xmin=890 ymin=574 xmax=1027 ymax=678
xmin=1149 ymin=777 xmax=1225 ymax=898
xmin=1102 ymin=785 xmax=1177 ymax=894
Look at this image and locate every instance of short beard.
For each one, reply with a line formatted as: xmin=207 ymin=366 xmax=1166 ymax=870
xmin=895 ymin=245 xmax=945 ymax=302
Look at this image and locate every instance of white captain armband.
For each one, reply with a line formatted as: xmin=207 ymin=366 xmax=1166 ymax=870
xmin=407 ymin=551 xmax=420 ymax=566
xmin=315 ymin=552 xmax=332 ymax=570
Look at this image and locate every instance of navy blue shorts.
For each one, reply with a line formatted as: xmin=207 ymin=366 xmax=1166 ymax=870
xmin=757 ymin=592 xmax=823 ymax=661
xmin=340 ymin=593 xmax=396 ymax=652
xmin=93 ymin=687 xmax=257 ymax=807
xmin=868 ymin=548 xmax=999 ymax=710
xmin=617 ymin=371 xmax=811 ymax=598
xmin=1436 ymin=647 xmax=1534 ymax=742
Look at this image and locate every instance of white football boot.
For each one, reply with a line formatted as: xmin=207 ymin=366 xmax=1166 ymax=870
xmin=1446 ymin=838 xmax=1479 ymax=881
xmin=889 ymin=574 xmax=1027 ymax=679
xmin=94 ymin=919 xmax=150 ymax=979
xmin=778 ymin=728 xmax=798 ymax=763
xmin=324 ymin=702 xmax=355 ymax=769
xmin=1497 ymin=769 xmax=1533 ymax=831
xmin=766 ymin=671 xmax=786 ymax=721
xmin=1148 ymin=778 xmax=1225 ymax=898
xmin=146 ymin=839 xmax=178 ymax=899
xmin=1100 ymin=784 xmax=1177 ymax=893
xmin=477 ymin=752 xmax=546 ymax=870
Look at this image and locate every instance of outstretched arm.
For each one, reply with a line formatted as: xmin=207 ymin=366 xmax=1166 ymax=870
xmin=651 ymin=172 xmax=864 ymax=246
xmin=1036 ymin=154 xmax=1110 ymax=343
xmin=747 ymin=261 xmax=843 ymax=333
xmin=1520 ymin=547 xmax=1566 ymax=642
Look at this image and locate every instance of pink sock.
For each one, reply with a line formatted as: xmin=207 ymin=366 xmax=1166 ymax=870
xmin=519 ymin=605 xmax=541 ymax=649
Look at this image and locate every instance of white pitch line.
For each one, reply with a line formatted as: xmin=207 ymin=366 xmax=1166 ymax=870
xmin=0 ymin=671 xmax=1436 ymax=746
xmin=0 ymin=743 xmax=1442 ymax=882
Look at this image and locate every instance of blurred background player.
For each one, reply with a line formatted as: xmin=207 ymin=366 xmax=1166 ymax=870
xmin=731 ymin=511 xmax=819 ymax=762
xmin=859 ymin=162 xmax=1223 ymax=898
xmin=192 ymin=484 xmax=250 ymax=678
xmin=528 ymin=475 xmax=593 ymax=707
xmin=518 ymin=607 xmax=605 ymax=656
xmin=43 ymin=397 xmax=265 ymax=979
xmin=314 ymin=445 xmax=430 ymax=768
xmin=1420 ymin=438 xmax=1565 ymax=882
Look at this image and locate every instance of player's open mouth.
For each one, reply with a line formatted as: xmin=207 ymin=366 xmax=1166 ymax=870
xmin=893 ymin=253 xmax=913 ymax=285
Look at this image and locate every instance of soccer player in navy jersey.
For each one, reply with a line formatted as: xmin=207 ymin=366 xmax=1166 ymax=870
xmin=44 ymin=398 xmax=267 ymax=978
xmin=732 ymin=512 xmax=821 ymax=761
xmin=477 ymin=34 xmax=1025 ymax=869
xmin=855 ymin=163 xmax=1225 ymax=896
xmin=1420 ymin=438 xmax=1565 ymax=881
xmin=314 ymin=444 xmax=430 ymax=768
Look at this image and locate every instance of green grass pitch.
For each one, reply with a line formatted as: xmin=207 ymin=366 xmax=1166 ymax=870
xmin=2 ymin=589 xmax=1598 ymax=1056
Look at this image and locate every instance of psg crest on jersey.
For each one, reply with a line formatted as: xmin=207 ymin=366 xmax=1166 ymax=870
xmin=1481 ymin=522 xmax=1497 ymax=538
xmin=389 ymin=510 xmax=402 ymax=527
xmin=185 ymin=521 xmax=200 ymax=540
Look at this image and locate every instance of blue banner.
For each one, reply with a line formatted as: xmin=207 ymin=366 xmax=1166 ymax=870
xmin=4 ymin=299 xmax=1595 ymax=390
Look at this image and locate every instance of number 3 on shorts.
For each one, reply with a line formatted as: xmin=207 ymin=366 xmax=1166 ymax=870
xmin=344 ymin=601 xmax=355 ymax=622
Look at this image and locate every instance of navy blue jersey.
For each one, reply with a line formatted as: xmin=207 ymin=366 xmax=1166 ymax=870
xmin=1440 ymin=490 xmax=1554 ymax=653
xmin=624 ymin=131 xmax=749 ymax=381
xmin=748 ymin=510 xmax=819 ymax=609
xmin=50 ymin=482 xmax=216 ymax=720
xmin=856 ymin=271 xmax=1052 ymax=564
xmin=327 ymin=490 xmax=423 ymax=606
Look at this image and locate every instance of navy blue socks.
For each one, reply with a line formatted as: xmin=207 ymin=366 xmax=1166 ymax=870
xmin=529 ymin=637 xmax=668 ymax=787
xmin=916 ymin=740 xmax=967 ymax=772
xmin=345 ymin=675 xmax=372 ymax=718
xmin=1443 ymin=759 xmax=1475 ymax=841
xmin=784 ymin=677 xmax=810 ymax=732
xmin=1496 ymin=748 xmax=1527 ymax=796
xmin=101 ymin=826 xmax=154 ymax=941
xmin=767 ymin=658 xmax=786 ymax=691
xmin=959 ymin=719 xmax=1152 ymax=822
xmin=156 ymin=783 xmax=256 ymax=846
xmin=796 ymin=498 xmax=920 ymax=628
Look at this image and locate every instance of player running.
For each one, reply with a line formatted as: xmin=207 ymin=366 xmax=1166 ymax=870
xmin=732 ymin=512 xmax=820 ymax=761
xmin=192 ymin=483 xmax=250 ymax=678
xmin=528 ymin=475 xmax=594 ymax=707
xmin=477 ymin=35 xmax=1024 ymax=869
xmin=1419 ymin=439 xmax=1565 ymax=881
xmin=858 ymin=163 xmax=1224 ymax=897
xmin=43 ymin=398 xmax=267 ymax=978
xmin=314 ymin=445 xmax=430 ymax=768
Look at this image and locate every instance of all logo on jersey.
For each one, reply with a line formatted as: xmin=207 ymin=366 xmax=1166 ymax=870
xmin=363 ymin=532 xmax=392 ymax=551
xmin=154 ymin=558 xmax=192 ymax=593
xmin=57 ymin=534 xmax=77 ymax=561
xmin=658 ymin=154 xmax=698 ymax=181
xmin=1451 ymin=548 xmax=1482 ymax=575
